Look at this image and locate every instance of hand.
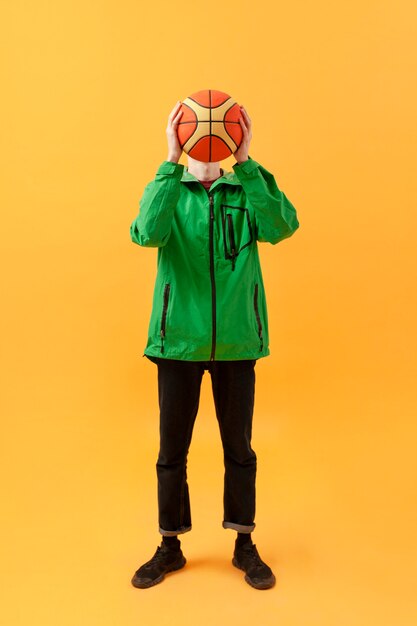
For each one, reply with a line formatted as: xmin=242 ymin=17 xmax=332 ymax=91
xmin=234 ymin=106 xmax=252 ymax=163
xmin=166 ymin=101 xmax=183 ymax=163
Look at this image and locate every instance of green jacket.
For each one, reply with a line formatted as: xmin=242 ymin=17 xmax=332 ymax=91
xmin=130 ymin=157 xmax=299 ymax=361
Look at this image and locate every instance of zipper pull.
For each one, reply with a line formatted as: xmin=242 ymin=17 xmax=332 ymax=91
xmin=209 ymin=195 xmax=214 ymax=219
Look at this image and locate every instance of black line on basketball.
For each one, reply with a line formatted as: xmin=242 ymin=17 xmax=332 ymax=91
xmin=210 ymin=134 xmax=231 ymax=146
xmin=210 ymin=134 xmax=234 ymax=158
xmin=190 ymin=135 xmax=210 ymax=157
xmin=179 ymin=122 xmax=210 ymax=149
xmin=224 ymin=124 xmax=239 ymax=149
xmin=223 ymin=101 xmax=239 ymax=117
xmin=178 ymin=116 xmax=200 ymax=148
xmin=182 ymin=102 xmax=198 ymax=119
xmin=187 ymin=96 xmax=212 ymax=110
xmin=211 ymin=97 xmax=232 ymax=109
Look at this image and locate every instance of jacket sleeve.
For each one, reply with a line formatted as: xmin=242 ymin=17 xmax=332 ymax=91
xmin=232 ymin=157 xmax=300 ymax=245
xmin=130 ymin=161 xmax=184 ymax=247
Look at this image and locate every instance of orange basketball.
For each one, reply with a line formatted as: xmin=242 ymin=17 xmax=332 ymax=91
xmin=177 ymin=89 xmax=243 ymax=162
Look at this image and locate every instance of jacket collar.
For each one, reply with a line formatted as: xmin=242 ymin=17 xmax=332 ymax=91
xmin=181 ymin=167 xmax=242 ymax=187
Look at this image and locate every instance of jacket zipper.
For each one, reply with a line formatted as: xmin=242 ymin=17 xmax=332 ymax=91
xmin=226 ymin=213 xmax=237 ymax=271
xmin=209 ymin=194 xmax=217 ymax=360
xmin=253 ymin=283 xmax=264 ymax=352
xmin=160 ymin=283 xmax=171 ymax=353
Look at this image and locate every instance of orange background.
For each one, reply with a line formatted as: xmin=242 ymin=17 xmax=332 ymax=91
xmin=1 ymin=1 xmax=416 ymax=624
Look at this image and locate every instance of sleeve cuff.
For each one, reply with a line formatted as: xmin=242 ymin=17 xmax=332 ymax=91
xmin=157 ymin=161 xmax=185 ymax=177
xmin=232 ymin=156 xmax=259 ymax=176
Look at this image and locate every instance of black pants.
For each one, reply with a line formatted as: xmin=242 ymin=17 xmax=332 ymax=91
xmin=147 ymin=357 xmax=257 ymax=536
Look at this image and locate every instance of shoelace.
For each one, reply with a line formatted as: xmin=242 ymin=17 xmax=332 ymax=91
xmin=152 ymin=544 xmax=180 ymax=561
xmin=141 ymin=546 xmax=166 ymax=568
xmin=240 ymin=544 xmax=265 ymax=569
xmin=152 ymin=546 xmax=169 ymax=561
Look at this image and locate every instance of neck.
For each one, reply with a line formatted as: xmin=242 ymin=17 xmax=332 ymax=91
xmin=187 ymin=157 xmax=221 ymax=181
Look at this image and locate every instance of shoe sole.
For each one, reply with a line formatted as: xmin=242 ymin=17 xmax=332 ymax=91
xmin=232 ymin=557 xmax=276 ymax=590
xmin=131 ymin=556 xmax=186 ymax=589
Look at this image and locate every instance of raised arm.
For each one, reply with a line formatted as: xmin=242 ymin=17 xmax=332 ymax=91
xmin=130 ymin=102 xmax=184 ymax=247
xmin=233 ymin=108 xmax=300 ymax=245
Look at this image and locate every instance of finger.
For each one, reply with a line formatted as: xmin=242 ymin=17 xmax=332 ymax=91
xmin=240 ymin=107 xmax=251 ymax=124
xmin=168 ymin=103 xmax=181 ymax=120
xmin=172 ymin=109 xmax=183 ymax=123
xmin=168 ymin=101 xmax=182 ymax=120
xmin=239 ymin=115 xmax=248 ymax=135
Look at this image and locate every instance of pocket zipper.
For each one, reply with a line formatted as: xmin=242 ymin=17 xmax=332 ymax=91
xmin=160 ymin=283 xmax=171 ymax=354
xmin=254 ymin=283 xmax=264 ymax=352
xmin=227 ymin=213 xmax=237 ymax=271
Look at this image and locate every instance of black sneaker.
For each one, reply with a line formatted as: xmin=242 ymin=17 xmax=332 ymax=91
xmin=232 ymin=542 xmax=276 ymax=590
xmin=131 ymin=543 xmax=186 ymax=589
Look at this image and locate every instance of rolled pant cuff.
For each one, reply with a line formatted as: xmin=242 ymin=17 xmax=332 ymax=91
xmin=159 ymin=525 xmax=192 ymax=537
xmin=222 ymin=521 xmax=256 ymax=533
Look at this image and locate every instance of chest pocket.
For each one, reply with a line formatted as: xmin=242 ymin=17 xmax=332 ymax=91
xmin=220 ymin=204 xmax=253 ymax=271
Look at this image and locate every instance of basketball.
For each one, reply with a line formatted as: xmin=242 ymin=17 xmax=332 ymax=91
xmin=177 ymin=89 xmax=243 ymax=162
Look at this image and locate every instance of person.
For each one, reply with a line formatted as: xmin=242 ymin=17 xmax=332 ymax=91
xmin=129 ymin=100 xmax=300 ymax=590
